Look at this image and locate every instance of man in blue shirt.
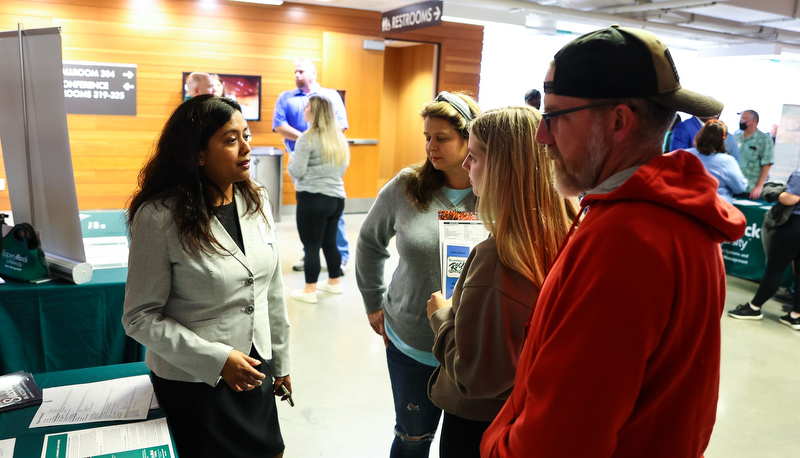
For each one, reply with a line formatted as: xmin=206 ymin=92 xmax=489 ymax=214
xmin=273 ymin=58 xmax=350 ymax=272
xmin=670 ymin=114 xmax=740 ymax=161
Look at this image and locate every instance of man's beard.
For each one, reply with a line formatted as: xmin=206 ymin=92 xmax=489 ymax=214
xmin=547 ymin=122 xmax=611 ymax=198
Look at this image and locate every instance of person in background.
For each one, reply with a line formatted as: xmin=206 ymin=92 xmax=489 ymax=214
xmin=728 ymin=165 xmax=800 ymax=330
xmin=524 ymin=88 xmax=541 ymax=110
xmin=663 ymin=113 xmax=681 ymax=153
xmin=122 ymin=95 xmax=291 ymax=457
xmin=481 ymin=25 xmax=746 ymax=457
xmin=736 ymin=109 xmax=774 ymax=199
xmin=287 ymin=94 xmax=350 ymax=304
xmin=185 ymin=72 xmax=215 ymax=99
xmin=670 ymin=113 xmax=740 ymax=161
xmin=670 ymin=114 xmax=715 ymax=150
xmin=356 ymin=91 xmax=480 ymax=458
xmin=425 ymin=106 xmax=578 ymax=458
xmin=686 ymin=119 xmax=747 ymax=203
xmin=272 ymin=58 xmax=350 ymax=274
xmin=211 ymin=74 xmax=226 ymax=97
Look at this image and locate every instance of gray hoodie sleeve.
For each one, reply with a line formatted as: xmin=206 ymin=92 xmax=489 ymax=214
xmin=356 ymin=174 xmax=402 ymax=314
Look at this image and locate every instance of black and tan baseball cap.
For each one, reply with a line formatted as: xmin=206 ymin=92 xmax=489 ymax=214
xmin=545 ymin=25 xmax=723 ymax=117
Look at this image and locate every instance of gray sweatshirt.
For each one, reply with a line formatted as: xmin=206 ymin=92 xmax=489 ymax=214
xmin=287 ymin=131 xmax=347 ymax=199
xmin=356 ymin=168 xmax=477 ymax=352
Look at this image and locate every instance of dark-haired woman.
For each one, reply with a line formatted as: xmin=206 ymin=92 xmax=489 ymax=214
xmin=356 ymin=92 xmax=480 ymax=457
xmin=122 ymin=94 xmax=290 ymax=458
xmin=687 ymin=119 xmax=747 ymax=203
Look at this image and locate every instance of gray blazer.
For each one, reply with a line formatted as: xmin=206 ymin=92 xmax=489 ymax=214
xmin=122 ymin=186 xmax=290 ymax=386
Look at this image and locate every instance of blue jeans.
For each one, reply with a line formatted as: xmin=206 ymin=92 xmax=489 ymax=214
xmin=386 ymin=340 xmax=442 ymax=458
xmin=337 ymin=216 xmax=349 ymax=264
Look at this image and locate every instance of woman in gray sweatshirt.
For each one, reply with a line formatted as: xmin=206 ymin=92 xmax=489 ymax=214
xmin=287 ymin=94 xmax=349 ymax=304
xmin=356 ymin=91 xmax=480 ymax=458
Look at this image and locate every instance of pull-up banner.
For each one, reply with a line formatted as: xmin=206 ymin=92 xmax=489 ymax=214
xmin=381 ymin=1 xmax=443 ymax=35
xmin=62 ymin=60 xmax=137 ymax=116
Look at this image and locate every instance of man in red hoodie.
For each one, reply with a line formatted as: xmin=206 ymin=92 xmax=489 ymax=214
xmin=480 ymin=26 xmax=747 ymax=458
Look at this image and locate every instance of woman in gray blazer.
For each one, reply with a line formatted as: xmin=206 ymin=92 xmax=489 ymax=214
xmin=122 ymin=95 xmax=291 ymax=458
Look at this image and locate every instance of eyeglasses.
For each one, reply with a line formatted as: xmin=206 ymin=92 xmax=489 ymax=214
xmin=540 ymin=102 xmax=622 ymax=132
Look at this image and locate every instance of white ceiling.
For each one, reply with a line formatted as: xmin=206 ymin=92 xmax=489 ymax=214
xmin=285 ymin=0 xmax=800 ymax=53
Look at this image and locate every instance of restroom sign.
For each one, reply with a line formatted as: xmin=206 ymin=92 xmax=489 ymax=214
xmin=62 ymin=61 xmax=137 ymax=116
xmin=381 ymin=1 xmax=443 ymax=35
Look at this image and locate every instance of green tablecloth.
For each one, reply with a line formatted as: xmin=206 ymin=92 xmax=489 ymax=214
xmin=0 ymin=267 xmax=144 ymax=374
xmin=0 ymin=362 xmax=177 ymax=457
xmin=722 ymin=200 xmax=793 ymax=284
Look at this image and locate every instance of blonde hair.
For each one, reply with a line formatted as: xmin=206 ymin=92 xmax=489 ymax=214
xmin=470 ymin=106 xmax=579 ymax=286
xmin=405 ymin=91 xmax=481 ymax=209
xmin=306 ymin=94 xmax=349 ymax=167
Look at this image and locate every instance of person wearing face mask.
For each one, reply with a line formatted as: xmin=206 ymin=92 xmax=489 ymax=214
xmin=356 ymin=91 xmax=480 ymax=458
xmin=735 ymin=109 xmax=774 ymax=200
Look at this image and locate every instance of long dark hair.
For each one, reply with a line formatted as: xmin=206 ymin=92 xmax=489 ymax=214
xmin=127 ymin=95 xmax=265 ymax=254
xmin=405 ymin=91 xmax=480 ymax=209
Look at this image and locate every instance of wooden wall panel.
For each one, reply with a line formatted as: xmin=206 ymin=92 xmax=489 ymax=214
xmin=378 ymin=44 xmax=436 ymax=186
xmin=379 ymin=48 xmax=402 ymax=185
xmin=0 ymin=0 xmax=482 ymax=210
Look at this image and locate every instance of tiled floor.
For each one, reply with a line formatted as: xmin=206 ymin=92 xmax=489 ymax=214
xmin=274 ymin=213 xmax=800 ymax=458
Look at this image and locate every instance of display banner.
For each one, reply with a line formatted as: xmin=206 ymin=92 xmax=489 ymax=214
xmin=62 ymin=60 xmax=137 ymax=116
xmin=0 ymin=27 xmax=86 ymax=264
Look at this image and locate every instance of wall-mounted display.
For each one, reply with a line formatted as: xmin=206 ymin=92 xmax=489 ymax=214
xmin=181 ymin=72 xmax=261 ymax=121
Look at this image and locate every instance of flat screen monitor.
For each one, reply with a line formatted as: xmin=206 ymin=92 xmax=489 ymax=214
xmin=182 ymin=72 xmax=261 ymax=121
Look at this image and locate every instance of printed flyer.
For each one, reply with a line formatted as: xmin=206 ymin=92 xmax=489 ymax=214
xmin=40 ymin=418 xmax=174 ymax=458
xmin=438 ymin=211 xmax=489 ymax=299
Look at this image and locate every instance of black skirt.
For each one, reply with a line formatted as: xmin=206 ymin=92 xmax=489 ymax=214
xmin=151 ymin=348 xmax=284 ymax=458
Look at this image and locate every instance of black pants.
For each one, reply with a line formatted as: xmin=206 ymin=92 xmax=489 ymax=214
xmin=439 ymin=411 xmax=493 ymax=458
xmin=295 ymin=191 xmax=345 ymax=284
xmin=753 ymin=214 xmax=800 ymax=313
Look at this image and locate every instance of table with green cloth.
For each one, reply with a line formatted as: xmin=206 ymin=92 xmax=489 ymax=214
xmin=722 ymin=199 xmax=792 ymax=284
xmin=0 ymin=267 xmax=144 ymax=374
xmin=0 ymin=362 xmax=178 ymax=457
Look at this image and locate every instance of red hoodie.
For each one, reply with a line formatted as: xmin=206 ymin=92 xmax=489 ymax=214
xmin=481 ymin=151 xmax=746 ymax=458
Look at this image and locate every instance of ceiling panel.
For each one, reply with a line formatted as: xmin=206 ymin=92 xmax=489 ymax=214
xmin=280 ymin=0 xmax=800 ymax=51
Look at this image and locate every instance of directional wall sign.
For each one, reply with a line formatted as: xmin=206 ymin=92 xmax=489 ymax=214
xmin=381 ymin=1 xmax=443 ymax=35
xmin=62 ymin=61 xmax=137 ymax=116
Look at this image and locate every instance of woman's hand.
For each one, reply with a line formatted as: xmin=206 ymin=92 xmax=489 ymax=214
xmin=367 ymin=309 xmax=389 ymax=348
xmin=273 ymin=375 xmax=292 ymax=400
xmin=427 ymin=291 xmax=451 ymax=319
xmin=220 ymin=349 xmax=266 ymax=392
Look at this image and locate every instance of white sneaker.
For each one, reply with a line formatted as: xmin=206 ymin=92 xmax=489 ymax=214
xmin=292 ymin=258 xmax=304 ymax=272
xmin=317 ymin=282 xmax=343 ymax=294
xmin=290 ymin=289 xmax=318 ymax=303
